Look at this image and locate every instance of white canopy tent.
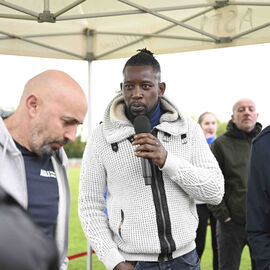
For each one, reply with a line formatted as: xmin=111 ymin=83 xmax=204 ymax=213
xmin=1 ymin=0 xmax=270 ymax=128
xmin=1 ymin=1 xmax=270 ymax=269
xmin=1 ymin=0 xmax=270 ymax=61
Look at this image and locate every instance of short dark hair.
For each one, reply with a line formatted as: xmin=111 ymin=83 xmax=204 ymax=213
xmin=123 ymin=48 xmax=161 ymax=80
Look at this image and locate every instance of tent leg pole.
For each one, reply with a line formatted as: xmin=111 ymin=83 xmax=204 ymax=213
xmin=86 ymin=29 xmax=94 ymax=133
xmin=44 ymin=0 xmax=49 ymax=11
xmin=86 ymin=60 xmax=93 ymax=270
xmin=87 ymin=59 xmax=92 ymax=133
xmin=86 ymin=27 xmax=94 ymax=269
xmin=87 ymin=245 xmax=92 ymax=270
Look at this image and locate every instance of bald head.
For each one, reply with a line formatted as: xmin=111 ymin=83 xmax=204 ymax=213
xmin=6 ymin=69 xmax=88 ymax=156
xmin=231 ymin=98 xmax=258 ymax=132
xmin=21 ymin=70 xmax=86 ymax=106
xmin=232 ymin=98 xmax=255 ymax=113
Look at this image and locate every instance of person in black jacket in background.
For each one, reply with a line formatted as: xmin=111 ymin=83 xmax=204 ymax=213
xmin=247 ymin=125 xmax=270 ymax=270
xmin=208 ymin=98 xmax=261 ymax=270
xmin=0 ymin=186 xmax=58 ymax=270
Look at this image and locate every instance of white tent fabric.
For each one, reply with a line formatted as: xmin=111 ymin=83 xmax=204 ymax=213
xmin=0 ymin=0 xmax=270 ymax=61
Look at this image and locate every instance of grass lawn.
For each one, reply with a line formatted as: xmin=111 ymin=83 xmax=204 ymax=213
xmin=67 ymin=167 xmax=252 ymax=270
xmin=67 ymin=167 xmax=106 ymax=270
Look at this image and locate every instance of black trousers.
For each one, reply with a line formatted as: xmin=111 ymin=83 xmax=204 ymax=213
xmin=195 ymin=204 xmax=218 ymax=270
xmin=216 ymin=220 xmax=257 ymax=270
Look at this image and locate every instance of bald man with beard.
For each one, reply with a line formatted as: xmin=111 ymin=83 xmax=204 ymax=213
xmin=208 ymin=98 xmax=261 ymax=270
xmin=0 ymin=70 xmax=88 ymax=270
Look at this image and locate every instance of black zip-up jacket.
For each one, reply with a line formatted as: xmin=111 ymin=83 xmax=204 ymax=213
xmin=208 ymin=120 xmax=262 ymax=225
xmin=247 ymin=125 xmax=270 ymax=270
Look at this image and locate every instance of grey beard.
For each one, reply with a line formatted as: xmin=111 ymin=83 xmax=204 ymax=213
xmin=31 ymin=127 xmax=68 ymax=156
xmin=31 ymin=127 xmax=54 ymax=156
xmin=32 ymin=140 xmax=54 ymax=157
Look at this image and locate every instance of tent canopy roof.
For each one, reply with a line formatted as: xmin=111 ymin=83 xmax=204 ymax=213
xmin=0 ymin=0 xmax=270 ymax=61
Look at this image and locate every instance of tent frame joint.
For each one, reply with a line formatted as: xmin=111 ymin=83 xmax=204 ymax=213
xmin=84 ymin=28 xmax=95 ymax=36
xmin=38 ymin=10 xmax=55 ymax=23
xmin=214 ymin=0 xmax=229 ymax=9
xmin=216 ymin=36 xmax=232 ymax=43
xmin=86 ymin=52 xmax=94 ymax=62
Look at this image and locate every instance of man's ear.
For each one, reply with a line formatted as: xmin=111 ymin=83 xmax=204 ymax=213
xmin=158 ymin=82 xmax=166 ymax=97
xmin=120 ymin=83 xmax=123 ymax=90
xmin=231 ymin=114 xmax=234 ymax=123
xmin=25 ymin=94 xmax=38 ymax=116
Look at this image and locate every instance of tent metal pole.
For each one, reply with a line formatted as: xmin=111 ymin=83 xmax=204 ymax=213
xmin=87 ymin=59 xmax=93 ymax=135
xmin=57 ymin=3 xmax=214 ymax=21
xmin=0 ymin=1 xmax=217 ymax=23
xmin=85 ymin=58 xmax=94 ymax=264
xmin=85 ymin=28 xmax=94 ymax=270
xmin=95 ymin=7 xmax=214 ymax=59
xmin=3 ymin=32 xmax=82 ymax=39
xmin=44 ymin=0 xmax=50 ymax=12
xmin=0 ymin=14 xmax=36 ymax=20
xmin=231 ymin=2 xmax=270 ymax=7
xmin=0 ymin=30 xmax=85 ymax=59
xmin=118 ymin=0 xmax=219 ymax=42
xmin=232 ymin=21 xmax=270 ymax=40
xmin=96 ymin=31 xmax=213 ymax=42
xmin=86 ymin=29 xmax=94 ymax=132
xmin=0 ymin=32 xmax=82 ymax=40
xmin=0 ymin=0 xmax=38 ymax=18
xmin=87 ymin=241 xmax=92 ymax=270
xmin=54 ymin=0 xmax=86 ymax=18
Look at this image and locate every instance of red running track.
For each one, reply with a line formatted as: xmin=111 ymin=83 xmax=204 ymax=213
xmin=68 ymin=250 xmax=95 ymax=260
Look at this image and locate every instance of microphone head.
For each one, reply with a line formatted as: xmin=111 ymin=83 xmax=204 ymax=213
xmin=134 ymin=115 xmax=151 ymax=134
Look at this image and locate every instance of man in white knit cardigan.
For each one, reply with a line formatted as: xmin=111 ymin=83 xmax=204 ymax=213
xmin=79 ymin=49 xmax=224 ymax=270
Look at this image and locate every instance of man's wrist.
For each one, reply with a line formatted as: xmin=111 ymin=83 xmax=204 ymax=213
xmin=114 ymin=262 xmax=135 ymax=270
xmin=114 ymin=262 xmax=125 ymax=270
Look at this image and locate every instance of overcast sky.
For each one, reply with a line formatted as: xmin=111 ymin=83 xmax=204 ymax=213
xmin=0 ymin=42 xmax=269 ymax=139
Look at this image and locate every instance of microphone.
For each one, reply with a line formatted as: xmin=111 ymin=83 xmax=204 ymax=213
xmin=133 ymin=115 xmax=152 ymax=185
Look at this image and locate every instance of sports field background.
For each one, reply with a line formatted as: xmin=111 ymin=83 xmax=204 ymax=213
xmin=67 ymin=167 xmax=251 ymax=270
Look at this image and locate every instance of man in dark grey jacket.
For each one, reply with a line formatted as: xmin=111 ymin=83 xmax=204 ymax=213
xmin=208 ymin=98 xmax=261 ymax=270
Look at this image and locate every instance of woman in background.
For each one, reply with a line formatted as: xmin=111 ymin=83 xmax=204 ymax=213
xmin=196 ymin=112 xmax=219 ymax=270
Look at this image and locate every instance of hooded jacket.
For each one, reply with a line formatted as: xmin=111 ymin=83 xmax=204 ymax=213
xmin=208 ymin=120 xmax=262 ymax=225
xmin=0 ymin=109 xmax=70 ymax=270
xmin=79 ymin=94 xmax=224 ymax=270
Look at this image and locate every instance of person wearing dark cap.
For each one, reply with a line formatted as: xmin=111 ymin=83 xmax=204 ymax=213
xmin=79 ymin=49 xmax=224 ymax=270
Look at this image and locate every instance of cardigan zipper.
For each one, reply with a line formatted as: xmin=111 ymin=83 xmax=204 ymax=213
xmin=153 ymin=167 xmax=171 ymax=257
xmin=151 ymin=129 xmax=175 ymax=261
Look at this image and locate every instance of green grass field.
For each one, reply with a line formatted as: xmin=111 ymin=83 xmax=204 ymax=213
xmin=67 ymin=167 xmax=252 ymax=270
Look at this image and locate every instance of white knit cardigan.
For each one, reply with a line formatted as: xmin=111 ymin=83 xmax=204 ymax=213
xmin=79 ymin=94 xmax=224 ymax=270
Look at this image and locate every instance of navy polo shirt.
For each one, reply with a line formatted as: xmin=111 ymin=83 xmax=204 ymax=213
xmin=15 ymin=141 xmax=59 ymax=238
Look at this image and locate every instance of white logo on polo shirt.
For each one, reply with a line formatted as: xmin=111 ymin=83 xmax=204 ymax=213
xmin=40 ymin=169 xmax=56 ymax=178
